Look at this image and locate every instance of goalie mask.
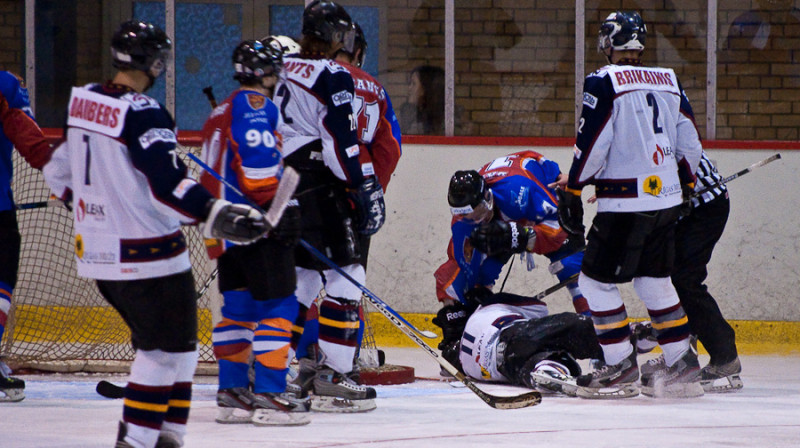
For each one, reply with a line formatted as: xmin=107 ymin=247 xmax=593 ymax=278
xmin=232 ymin=40 xmax=282 ymax=84
xmin=598 ymin=11 xmax=646 ymax=54
xmin=448 ymin=170 xmax=493 ymax=222
xmin=302 ymin=0 xmax=356 ymax=54
xmin=111 ymin=20 xmax=172 ymax=84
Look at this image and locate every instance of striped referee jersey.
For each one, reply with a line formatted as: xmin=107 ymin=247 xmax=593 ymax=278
xmin=692 ymin=150 xmax=727 ymax=207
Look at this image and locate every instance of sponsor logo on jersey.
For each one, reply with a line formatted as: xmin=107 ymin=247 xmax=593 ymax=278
xmin=75 ymin=198 xmax=106 ymax=222
xmin=572 ymin=145 xmax=582 ymax=160
xmin=332 ymin=90 xmax=353 ymax=107
xmin=353 ymin=78 xmax=384 ymax=98
xmin=173 ymin=178 xmax=197 ymax=200
xmin=652 ymin=144 xmax=674 ymax=166
xmin=75 ymin=234 xmax=84 ymax=259
xmin=345 ymin=144 xmax=360 ymax=158
xmin=515 ymin=186 xmax=529 ymax=209
xmin=583 ymin=92 xmax=598 ymax=109
xmin=246 ymin=93 xmax=265 ymax=110
xmin=138 ymin=128 xmax=177 ymax=150
xmin=643 ymin=175 xmax=663 ymax=196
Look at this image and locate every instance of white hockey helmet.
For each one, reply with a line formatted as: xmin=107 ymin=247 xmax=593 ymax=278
xmin=261 ymin=35 xmax=301 ymax=56
xmin=598 ymin=11 xmax=647 ymax=53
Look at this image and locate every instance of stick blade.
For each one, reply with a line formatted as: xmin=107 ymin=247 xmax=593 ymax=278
xmin=483 ymin=390 xmax=542 ymax=410
xmin=96 ymin=380 xmax=125 ymax=399
xmin=265 ymin=166 xmax=300 ymax=228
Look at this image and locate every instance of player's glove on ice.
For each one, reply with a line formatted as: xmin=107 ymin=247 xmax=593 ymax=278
xmin=201 ymin=199 xmax=268 ymax=244
xmin=556 ymin=188 xmax=585 ymax=237
xmin=470 ymin=220 xmax=534 ymax=257
xmin=349 ymin=177 xmax=385 ymax=236
xmin=432 ymin=302 xmax=469 ymax=349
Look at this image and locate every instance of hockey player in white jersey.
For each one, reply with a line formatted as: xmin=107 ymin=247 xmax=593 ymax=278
xmin=43 ymin=20 xmax=267 ymax=447
xmin=554 ymin=11 xmax=703 ymax=399
xmin=272 ymin=1 xmax=384 ymax=411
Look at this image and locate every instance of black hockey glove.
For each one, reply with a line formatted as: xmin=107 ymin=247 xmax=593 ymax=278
xmin=679 ymin=183 xmax=695 ymax=218
xmin=470 ymin=220 xmax=533 ymax=257
xmin=556 ymin=188 xmax=585 ymax=237
xmin=349 ymin=177 xmax=385 ymax=236
xmin=201 ymin=198 xmax=268 ymax=244
xmin=463 ymin=286 xmax=493 ymax=311
xmin=432 ymin=302 xmax=469 ymax=348
xmin=270 ymin=201 xmax=301 ymax=247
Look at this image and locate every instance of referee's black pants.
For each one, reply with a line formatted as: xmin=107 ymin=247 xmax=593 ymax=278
xmin=672 ymin=194 xmax=738 ymax=365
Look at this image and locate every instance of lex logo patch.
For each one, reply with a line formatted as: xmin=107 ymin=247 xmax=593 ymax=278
xmin=75 ymin=198 xmax=106 ymax=222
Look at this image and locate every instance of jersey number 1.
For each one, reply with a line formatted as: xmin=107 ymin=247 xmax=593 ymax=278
xmin=83 ymin=134 xmax=92 ymax=185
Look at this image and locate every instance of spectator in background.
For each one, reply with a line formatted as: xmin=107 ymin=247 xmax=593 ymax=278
xmin=400 ymin=65 xmax=444 ymax=135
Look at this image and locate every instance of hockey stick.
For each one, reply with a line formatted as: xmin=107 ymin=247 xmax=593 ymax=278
xmin=299 ymin=239 xmax=541 ymax=409
xmin=186 ymin=153 xmax=299 ymax=230
xmin=15 ymin=199 xmax=63 ymax=210
xmin=692 ymin=153 xmax=781 ymax=198
xmin=95 ymin=266 xmax=222 ymax=400
xmin=189 ymin=152 xmax=437 ymax=339
xmin=187 ymin=159 xmax=540 ymax=408
xmin=202 ymin=86 xmax=218 ymax=108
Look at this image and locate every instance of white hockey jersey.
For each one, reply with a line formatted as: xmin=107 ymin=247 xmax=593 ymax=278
xmin=568 ymin=64 xmax=702 ymax=212
xmin=459 ymin=302 xmax=548 ymax=382
xmin=43 ymin=84 xmax=214 ymax=280
xmin=272 ymin=55 xmax=367 ymax=187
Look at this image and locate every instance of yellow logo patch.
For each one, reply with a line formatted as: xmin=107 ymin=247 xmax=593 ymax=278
xmin=75 ymin=234 xmax=84 ymax=259
xmin=246 ymin=93 xmax=265 ymax=110
xmin=643 ymin=175 xmax=663 ymax=196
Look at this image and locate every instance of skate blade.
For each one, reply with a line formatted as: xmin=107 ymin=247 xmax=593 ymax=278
xmin=576 ymin=384 xmax=639 ymax=399
xmin=311 ymin=396 xmax=376 ymax=413
xmin=642 ymin=381 xmax=704 ymax=398
xmin=530 ymin=372 xmax=579 ymax=397
xmin=215 ymin=407 xmax=254 ymax=424
xmin=0 ymin=388 xmax=25 ymax=402
xmin=251 ymin=409 xmax=310 ymax=426
xmin=701 ymin=374 xmax=743 ymax=393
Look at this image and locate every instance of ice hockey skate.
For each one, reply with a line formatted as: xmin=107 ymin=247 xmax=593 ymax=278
xmin=640 ymin=349 xmax=704 ymax=398
xmin=311 ymin=367 xmax=377 ymax=413
xmin=250 ymin=391 xmax=310 ymax=426
xmin=529 ymin=360 xmax=579 ymax=397
xmin=215 ymin=387 xmax=256 ymax=424
xmin=0 ymin=359 xmax=25 ymax=402
xmin=700 ymin=357 xmax=743 ymax=393
xmin=575 ymin=350 xmax=639 ymax=399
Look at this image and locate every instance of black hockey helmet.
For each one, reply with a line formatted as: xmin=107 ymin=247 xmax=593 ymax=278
xmin=111 ymin=20 xmax=172 ymax=80
xmin=302 ymin=1 xmax=356 ymax=53
xmin=448 ymin=170 xmax=487 ymax=214
xmin=232 ymin=40 xmax=282 ymax=84
xmin=352 ymin=22 xmax=368 ymax=68
xmin=598 ymin=11 xmax=647 ymax=53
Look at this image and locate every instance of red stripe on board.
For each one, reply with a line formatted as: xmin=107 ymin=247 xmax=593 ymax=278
xmin=42 ymin=129 xmax=800 ymax=150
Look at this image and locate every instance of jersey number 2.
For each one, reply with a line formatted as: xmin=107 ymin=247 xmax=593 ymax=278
xmin=646 ymin=93 xmax=663 ymax=134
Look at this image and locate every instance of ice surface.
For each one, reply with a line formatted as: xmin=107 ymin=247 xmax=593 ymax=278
xmin=2 ymin=349 xmax=799 ymax=447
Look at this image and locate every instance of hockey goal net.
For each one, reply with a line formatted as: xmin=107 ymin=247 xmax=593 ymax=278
xmin=3 ymin=137 xmax=382 ymax=373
